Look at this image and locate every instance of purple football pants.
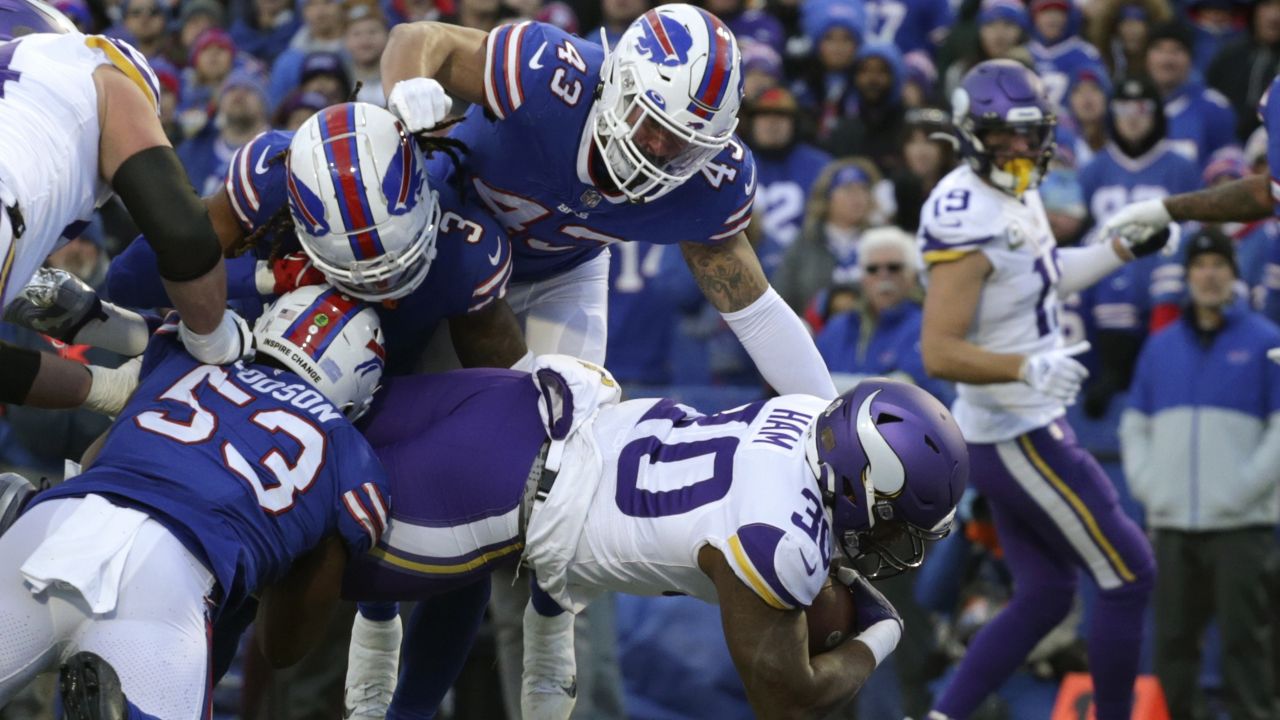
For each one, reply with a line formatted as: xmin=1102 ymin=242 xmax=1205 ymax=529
xmin=932 ymin=419 xmax=1154 ymax=720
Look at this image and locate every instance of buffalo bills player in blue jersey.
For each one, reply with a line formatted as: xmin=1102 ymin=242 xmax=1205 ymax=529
xmin=0 ymin=285 xmax=389 ymax=720
xmin=102 ymin=103 xmax=526 ymax=374
xmin=380 ymin=4 xmax=835 ymax=396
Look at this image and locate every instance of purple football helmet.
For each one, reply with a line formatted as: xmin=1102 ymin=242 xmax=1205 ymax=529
xmin=951 ymin=59 xmax=1056 ymax=197
xmin=0 ymin=0 xmax=75 ymax=40
xmin=805 ymin=378 xmax=968 ymax=579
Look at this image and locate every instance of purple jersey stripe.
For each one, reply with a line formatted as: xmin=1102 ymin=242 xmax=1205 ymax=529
xmin=735 ymin=523 xmax=802 ymax=608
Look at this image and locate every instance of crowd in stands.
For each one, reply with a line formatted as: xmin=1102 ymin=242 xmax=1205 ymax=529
xmin=2 ymin=0 xmax=1280 ymax=718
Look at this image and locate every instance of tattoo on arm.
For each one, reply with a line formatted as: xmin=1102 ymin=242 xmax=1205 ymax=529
xmin=1165 ymin=175 xmax=1272 ymax=223
xmin=681 ymin=236 xmax=769 ymax=313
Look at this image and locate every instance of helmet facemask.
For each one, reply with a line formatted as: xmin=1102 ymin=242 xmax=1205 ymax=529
xmin=301 ymin=189 xmax=441 ymax=302
xmin=961 ymin=115 xmax=1056 ymax=198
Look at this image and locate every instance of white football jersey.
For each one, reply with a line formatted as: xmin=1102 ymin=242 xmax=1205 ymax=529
xmin=918 ymin=165 xmax=1066 ymax=443
xmin=561 ymin=395 xmax=833 ymax=610
xmin=0 ymin=32 xmax=158 ymax=305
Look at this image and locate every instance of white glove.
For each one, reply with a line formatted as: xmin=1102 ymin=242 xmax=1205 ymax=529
xmin=1268 ymin=348 xmax=1280 ymax=364
xmin=387 ymin=78 xmax=452 ymax=133
xmin=179 ymin=310 xmax=255 ymax=365
xmin=1100 ymin=199 xmax=1172 ymax=246
xmin=1019 ymin=342 xmax=1091 ymax=404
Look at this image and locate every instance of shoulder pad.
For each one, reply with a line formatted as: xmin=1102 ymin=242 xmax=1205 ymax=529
xmin=724 ymin=522 xmax=826 ymax=610
xmin=918 ymin=173 xmax=1006 ymax=264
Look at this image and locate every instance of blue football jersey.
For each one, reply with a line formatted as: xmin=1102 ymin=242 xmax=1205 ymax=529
xmin=1029 ymin=39 xmax=1103 ymax=111
xmin=754 ymin=143 xmax=831 ymax=261
xmin=863 ymin=0 xmax=951 ymax=56
xmin=447 ymin=21 xmax=757 ymax=284
xmin=1261 ymin=75 xmax=1280 ymax=217
xmin=35 ymin=326 xmax=390 ymax=614
xmin=224 ymin=130 xmax=514 ymax=373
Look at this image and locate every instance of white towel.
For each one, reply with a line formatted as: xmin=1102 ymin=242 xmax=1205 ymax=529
xmin=20 ymin=494 xmax=149 ymax=614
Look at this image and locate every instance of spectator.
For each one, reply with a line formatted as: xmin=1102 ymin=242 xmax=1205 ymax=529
xmin=55 ymin=0 xmax=93 ymax=32
xmin=794 ymin=0 xmax=864 ymax=142
xmin=1078 ymin=76 xmax=1200 ymax=416
xmin=229 ymin=0 xmax=301 ymax=64
xmin=1040 ymin=168 xmax=1087 ymax=247
xmin=118 ymin=0 xmax=170 ymax=58
xmin=1146 ymin=21 xmax=1237 ymax=169
xmin=1087 ymin=0 xmax=1174 ymax=80
xmin=267 ymin=0 xmax=347 ymax=104
xmin=890 ymin=106 xmax=954 ymax=233
xmin=298 ymin=50 xmax=352 ymax=105
xmin=179 ymin=27 xmax=237 ymax=134
xmin=178 ymin=70 xmax=270 ymax=196
xmin=862 ymin=0 xmax=952 ymax=58
xmin=1206 ymin=0 xmax=1280 ymax=142
xmin=534 ymin=2 xmax=578 ymax=35
xmin=445 ymin=0 xmax=510 ymax=31
xmin=273 ymin=89 xmax=330 ymax=130
xmin=1027 ymin=0 xmax=1103 ymax=111
xmin=1186 ymin=0 xmax=1246 ymax=76
xmin=177 ymin=0 xmax=226 ymax=64
xmin=585 ymin=0 xmax=648 ymax=47
xmin=343 ymin=2 xmax=388 ymax=106
xmin=942 ymin=0 xmax=1030 ymax=99
xmin=152 ymin=57 xmax=184 ymax=143
xmin=739 ymin=38 xmax=785 ymax=101
xmin=1120 ymin=227 xmax=1280 ymax=720
xmin=743 ymin=87 xmax=832 ymax=274
xmin=774 ymin=159 xmax=882 ymax=313
xmin=704 ymin=0 xmax=785 ymax=58
xmin=825 ymin=42 xmax=908 ymax=176
xmin=816 ymin=226 xmax=953 ymax=403
xmin=899 ymin=49 xmax=938 ymax=109
xmin=1063 ymin=66 xmax=1111 ymax=166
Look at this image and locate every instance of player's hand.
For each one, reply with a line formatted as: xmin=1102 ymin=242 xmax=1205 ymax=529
xmin=1019 ymin=342 xmax=1091 ymax=404
xmin=1101 ymin=199 xmax=1174 ymax=254
xmin=180 ymin=310 xmax=255 ymax=365
xmin=1269 ymin=348 xmax=1280 ymax=364
xmin=834 ymin=566 xmax=902 ymax=635
xmin=387 ymin=78 xmax=452 ymax=133
xmin=268 ymin=253 xmax=327 ymax=295
xmin=84 ymin=357 xmax=143 ymax=416
xmin=3 ymin=267 xmax=106 ymax=342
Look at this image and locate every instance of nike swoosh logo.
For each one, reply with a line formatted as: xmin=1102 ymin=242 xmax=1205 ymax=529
xmin=529 ymin=41 xmax=548 ymax=70
xmin=488 ymin=245 xmax=502 ymax=265
xmin=254 ymin=146 xmax=272 ymax=175
xmin=800 ymin=551 xmax=817 ymax=576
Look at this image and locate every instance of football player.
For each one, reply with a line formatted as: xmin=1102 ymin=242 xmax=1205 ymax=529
xmin=86 ymin=101 xmax=527 ymax=373
xmin=0 ymin=0 xmax=253 ymax=413
xmin=0 ymin=285 xmax=390 ymax=719
xmin=917 ymin=60 xmax=1158 ymax=720
xmin=379 ymin=4 xmax=834 ymax=395
xmin=260 ymin=365 xmax=966 ymax=720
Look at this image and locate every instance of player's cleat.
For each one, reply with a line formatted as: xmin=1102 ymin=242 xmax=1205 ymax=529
xmin=0 ymin=472 xmax=35 ymax=536
xmin=60 ymin=651 xmax=127 ymax=720
xmin=343 ymin=613 xmax=402 ymax=719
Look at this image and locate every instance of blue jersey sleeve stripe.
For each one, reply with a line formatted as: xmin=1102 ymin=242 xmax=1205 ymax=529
xmin=473 ymin=252 xmax=513 ymax=299
xmin=343 ymin=489 xmax=379 ymax=544
xmin=484 ymin=24 xmax=516 ymax=119
xmin=709 ymin=215 xmax=751 ymax=241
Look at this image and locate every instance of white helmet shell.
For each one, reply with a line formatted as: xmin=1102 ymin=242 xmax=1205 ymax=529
xmin=253 ymin=285 xmax=385 ymax=422
xmin=593 ymin=4 xmax=743 ymax=203
xmin=287 ymin=102 xmax=440 ymax=301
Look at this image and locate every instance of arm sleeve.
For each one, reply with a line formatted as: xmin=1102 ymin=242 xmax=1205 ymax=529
xmin=721 ymin=287 xmax=838 ymax=399
xmin=225 ymin=130 xmax=293 ymax=232
xmin=334 ymin=433 xmax=392 ymax=556
xmin=721 ymin=523 xmax=825 ymax=610
xmin=482 ymin=21 xmax=549 ymax=120
xmin=917 ymin=185 xmax=1004 ymax=266
xmin=1056 ymin=243 xmax=1127 ymax=296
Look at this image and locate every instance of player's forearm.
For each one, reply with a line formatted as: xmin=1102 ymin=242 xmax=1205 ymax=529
xmin=162 ymin=260 xmax=229 ymax=335
xmin=381 ymin=22 xmax=487 ymax=106
xmin=450 ymin=301 xmax=529 ymax=368
xmin=1164 ymin=175 xmax=1272 ymax=224
xmin=746 ymin=641 xmax=877 ymax=720
xmin=920 ymin=333 xmax=1024 ymax=385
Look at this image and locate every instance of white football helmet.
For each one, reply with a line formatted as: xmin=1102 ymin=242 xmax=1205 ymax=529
xmin=253 ymin=285 xmax=385 ymax=422
xmin=593 ymin=4 xmax=743 ymax=203
xmin=287 ymin=102 xmax=441 ymax=301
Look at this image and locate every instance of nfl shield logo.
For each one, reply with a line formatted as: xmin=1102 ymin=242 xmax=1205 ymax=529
xmin=581 ymin=189 xmax=601 ymax=208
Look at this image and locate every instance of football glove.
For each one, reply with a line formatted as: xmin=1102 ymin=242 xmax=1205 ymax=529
xmin=180 ymin=310 xmax=255 ymax=365
xmin=387 ymin=78 xmax=452 ymax=134
xmin=1019 ymin=342 xmax=1091 ymax=404
xmin=3 ymin=267 xmax=106 ymax=342
xmin=256 ymin=253 xmax=327 ymax=296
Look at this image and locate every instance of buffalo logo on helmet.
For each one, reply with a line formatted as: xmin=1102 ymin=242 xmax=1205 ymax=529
xmin=355 ymin=338 xmax=386 ymax=378
xmin=287 ymin=170 xmax=331 ymax=237
xmin=635 ymin=9 xmax=693 ymax=67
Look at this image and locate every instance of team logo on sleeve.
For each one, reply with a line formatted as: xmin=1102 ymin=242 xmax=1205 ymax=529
xmin=636 ymin=10 xmax=693 ymax=67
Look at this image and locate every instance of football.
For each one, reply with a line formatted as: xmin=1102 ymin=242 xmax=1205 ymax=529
xmin=806 ymin=577 xmax=857 ymax=655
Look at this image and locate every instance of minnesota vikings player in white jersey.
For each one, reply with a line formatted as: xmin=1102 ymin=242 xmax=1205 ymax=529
xmin=0 ymin=0 xmax=251 ymax=415
xmin=917 ymin=60 xmax=1165 ymax=720
xmin=257 ymin=366 xmax=967 ymax=720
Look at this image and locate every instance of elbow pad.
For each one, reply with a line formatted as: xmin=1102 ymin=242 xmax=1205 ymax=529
xmin=111 ymin=146 xmax=222 ymax=282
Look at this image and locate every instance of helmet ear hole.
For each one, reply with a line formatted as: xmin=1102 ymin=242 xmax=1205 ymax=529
xmin=924 ymin=435 xmax=940 ymax=454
